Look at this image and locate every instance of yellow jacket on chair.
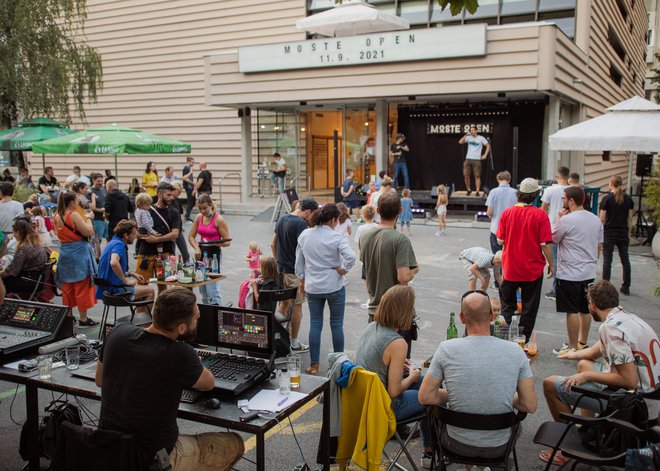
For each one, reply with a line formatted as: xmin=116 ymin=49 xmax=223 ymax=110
xmin=336 ymin=369 xmax=396 ymax=470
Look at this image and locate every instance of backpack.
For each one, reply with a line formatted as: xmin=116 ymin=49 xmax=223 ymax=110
xmin=20 ymin=400 xmax=83 ymax=463
xmin=237 ymin=278 xmax=254 ymax=309
xmin=580 ymin=390 xmax=649 ymax=457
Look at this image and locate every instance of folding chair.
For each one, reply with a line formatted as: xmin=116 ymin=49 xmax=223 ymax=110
xmin=426 ymin=405 xmax=526 ymax=471
xmin=94 ymin=277 xmax=152 ymax=340
xmin=12 ymin=259 xmax=57 ymax=302
xmin=258 ymin=286 xmax=298 ymax=327
xmin=534 ymin=385 xmax=660 ymax=471
xmin=385 ymin=412 xmax=426 ymax=471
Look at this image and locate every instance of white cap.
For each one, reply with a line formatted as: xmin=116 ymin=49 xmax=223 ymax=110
xmin=519 ymin=178 xmax=541 ymax=194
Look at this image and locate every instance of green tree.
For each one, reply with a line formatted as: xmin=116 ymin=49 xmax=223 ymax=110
xmin=652 ymin=52 xmax=660 ymax=103
xmin=0 ymin=0 xmax=103 ymax=131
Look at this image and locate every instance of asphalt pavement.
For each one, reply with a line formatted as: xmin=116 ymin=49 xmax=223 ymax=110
xmin=1 ymin=213 xmax=658 ymax=470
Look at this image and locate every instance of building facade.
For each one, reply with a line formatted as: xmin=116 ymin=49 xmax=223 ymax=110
xmin=28 ymin=0 xmax=648 ymax=200
xmin=645 ymin=0 xmax=660 ymax=102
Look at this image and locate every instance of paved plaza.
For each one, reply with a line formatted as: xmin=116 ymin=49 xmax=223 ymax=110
xmin=1 ymin=213 xmax=658 ymax=470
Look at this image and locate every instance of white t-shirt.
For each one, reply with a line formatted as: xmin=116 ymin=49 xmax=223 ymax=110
xmin=65 ymin=174 xmax=91 ymax=186
xmin=274 ymin=158 xmax=287 ymax=172
xmin=0 ymin=200 xmax=25 ymax=233
xmin=552 ymin=210 xmax=603 ymax=281
xmin=600 ymin=308 xmax=660 ymax=396
xmin=541 ymin=184 xmax=568 ymax=230
xmin=334 ymin=218 xmax=352 ymax=238
xmin=464 ymin=135 xmax=489 ymax=160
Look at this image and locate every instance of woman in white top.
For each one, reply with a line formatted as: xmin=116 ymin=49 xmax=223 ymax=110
xmin=295 ymin=203 xmax=356 ymax=375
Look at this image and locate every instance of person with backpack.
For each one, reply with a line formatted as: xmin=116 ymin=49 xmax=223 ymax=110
xmin=540 ymin=280 xmax=660 ymax=466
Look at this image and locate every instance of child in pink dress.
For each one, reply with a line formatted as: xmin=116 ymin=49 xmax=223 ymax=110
xmin=246 ymin=241 xmax=262 ymax=277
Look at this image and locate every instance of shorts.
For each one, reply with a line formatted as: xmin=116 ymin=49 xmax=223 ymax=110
xmin=463 ymin=159 xmax=482 ymax=177
xmin=556 ymin=358 xmax=609 ymax=413
xmin=92 ymin=220 xmax=109 ymax=240
xmin=282 ymin=273 xmax=305 ymax=305
xmin=556 ymin=278 xmax=593 ymax=314
xmin=344 ymin=199 xmax=359 ymax=209
xmin=460 ymin=257 xmax=490 ymax=282
xmin=436 ymin=205 xmax=447 ymax=216
xmin=170 ymin=432 xmax=244 ymax=471
xmin=135 ymin=253 xmax=171 ymax=280
xmin=61 ymin=277 xmax=97 ymax=311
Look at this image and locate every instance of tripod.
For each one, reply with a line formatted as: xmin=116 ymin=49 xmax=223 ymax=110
xmin=634 ymin=175 xmax=651 ymax=242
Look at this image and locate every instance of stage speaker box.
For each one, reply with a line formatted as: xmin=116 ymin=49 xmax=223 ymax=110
xmin=430 ymin=186 xmax=438 ymax=199
xmin=636 ymin=154 xmax=653 ymax=177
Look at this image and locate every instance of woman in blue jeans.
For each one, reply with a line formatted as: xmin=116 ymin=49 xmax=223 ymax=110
xmin=295 ymin=203 xmax=356 ymax=375
xmin=355 ymin=285 xmax=431 ymax=468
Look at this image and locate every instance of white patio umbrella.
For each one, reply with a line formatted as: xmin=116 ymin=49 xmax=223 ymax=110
xmin=296 ymin=0 xmax=410 ymax=37
xmin=549 ymin=96 xmax=660 ymax=191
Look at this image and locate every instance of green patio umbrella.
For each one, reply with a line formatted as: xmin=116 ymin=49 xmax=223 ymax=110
xmin=0 ymin=117 xmax=77 ymax=167
xmin=32 ymin=124 xmax=192 ymax=179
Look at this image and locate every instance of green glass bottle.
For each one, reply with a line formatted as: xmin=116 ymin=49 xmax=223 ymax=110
xmin=447 ymin=312 xmax=458 ymax=340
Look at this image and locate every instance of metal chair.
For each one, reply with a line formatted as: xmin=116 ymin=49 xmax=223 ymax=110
xmin=94 ymin=277 xmax=152 ymax=340
xmin=426 ymin=405 xmax=526 ymax=471
xmin=257 ymin=286 xmax=298 ymax=327
xmin=12 ymin=259 xmax=57 ymax=302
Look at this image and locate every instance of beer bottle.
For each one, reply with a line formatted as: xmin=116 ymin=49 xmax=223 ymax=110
xmin=447 ymin=312 xmax=458 ymax=340
xmin=177 ymin=255 xmax=183 ymax=272
xmin=155 ymin=255 xmax=164 ymax=281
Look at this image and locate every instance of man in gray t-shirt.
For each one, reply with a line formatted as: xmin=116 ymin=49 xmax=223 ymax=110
xmin=419 ymin=292 xmax=536 ymax=454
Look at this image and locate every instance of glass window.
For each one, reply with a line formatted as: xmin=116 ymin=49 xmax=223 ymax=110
xmin=430 ymin=2 xmax=461 ymax=23
xmin=309 ymin=0 xmax=335 ymax=12
xmin=501 ymin=0 xmax=536 ymax=16
xmin=400 ymin=0 xmax=430 ymax=26
xmin=375 ymin=3 xmax=397 ymax=15
xmin=464 ymin=0 xmax=498 ymax=20
xmin=538 ymin=0 xmax=576 ymax=12
xmin=552 ymin=17 xmax=576 ymax=38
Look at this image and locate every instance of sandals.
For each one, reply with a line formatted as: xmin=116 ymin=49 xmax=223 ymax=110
xmin=78 ymin=318 xmax=99 ymax=327
xmin=305 ymin=363 xmax=320 ymax=375
xmin=539 ymin=449 xmax=569 ymax=465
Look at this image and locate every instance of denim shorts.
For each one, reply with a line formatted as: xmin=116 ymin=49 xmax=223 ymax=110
xmin=556 ymin=358 xmax=609 ymax=413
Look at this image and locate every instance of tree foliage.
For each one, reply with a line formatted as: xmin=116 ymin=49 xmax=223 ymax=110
xmin=0 ymin=0 xmax=103 ymax=128
xmin=437 ymin=0 xmax=479 ymax=16
xmin=652 ymin=52 xmax=660 ymax=104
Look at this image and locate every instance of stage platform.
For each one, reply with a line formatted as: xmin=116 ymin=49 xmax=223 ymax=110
xmin=411 ymin=189 xmax=487 ymax=212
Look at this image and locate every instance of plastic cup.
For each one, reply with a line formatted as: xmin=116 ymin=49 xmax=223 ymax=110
xmin=65 ymin=346 xmax=80 ymax=370
xmin=287 ymin=354 xmax=301 ymax=389
xmin=37 ymin=355 xmax=53 ymax=380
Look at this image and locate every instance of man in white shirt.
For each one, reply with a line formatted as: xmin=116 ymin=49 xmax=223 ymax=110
xmin=64 ymin=165 xmax=91 ymax=189
xmin=270 ymin=152 xmax=287 ymax=194
xmin=0 ymin=182 xmax=25 ymax=237
xmin=551 ymin=186 xmax=603 ymax=355
xmin=458 ymin=126 xmax=490 ymax=197
xmin=541 ymin=166 xmax=570 ymax=299
xmin=485 ymin=171 xmax=518 ymax=287
xmin=159 ymin=166 xmax=181 ymax=184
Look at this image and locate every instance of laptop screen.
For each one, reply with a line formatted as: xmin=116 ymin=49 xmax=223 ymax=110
xmin=196 ymin=304 xmax=273 ymax=358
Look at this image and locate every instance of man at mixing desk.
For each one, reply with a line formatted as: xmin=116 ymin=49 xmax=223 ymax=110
xmin=95 ymin=287 xmax=244 ymax=470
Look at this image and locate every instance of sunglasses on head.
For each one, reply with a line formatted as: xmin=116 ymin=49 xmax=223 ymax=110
xmin=461 ymin=289 xmax=490 ymax=302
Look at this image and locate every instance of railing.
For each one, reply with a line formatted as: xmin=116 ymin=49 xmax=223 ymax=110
xmin=217 ymin=172 xmax=242 ymax=213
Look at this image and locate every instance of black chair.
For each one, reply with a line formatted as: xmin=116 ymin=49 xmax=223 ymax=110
xmin=427 ymin=405 xmax=526 ymax=471
xmin=94 ymin=277 xmax=152 ymax=340
xmin=11 ymin=259 xmax=58 ymax=302
xmin=52 ymin=421 xmax=146 ymax=471
xmin=534 ymin=385 xmax=660 ymax=471
xmin=384 ymin=412 xmax=426 ymax=471
xmin=258 ymin=286 xmax=298 ymax=325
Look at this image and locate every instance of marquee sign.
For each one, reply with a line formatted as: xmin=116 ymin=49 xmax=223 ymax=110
xmin=427 ymin=123 xmax=494 ymax=135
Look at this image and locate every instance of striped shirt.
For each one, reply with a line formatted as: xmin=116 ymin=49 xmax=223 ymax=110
xmin=460 ymin=247 xmax=495 ymax=268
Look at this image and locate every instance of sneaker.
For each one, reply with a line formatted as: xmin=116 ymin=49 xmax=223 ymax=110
xmin=474 ymin=191 xmax=480 ymax=197
xmin=620 ymin=285 xmax=630 ymax=296
xmin=421 ymin=452 xmax=433 ymax=469
xmin=466 ymin=190 xmax=472 ymax=196
xmin=552 ymin=343 xmax=576 ymax=355
xmin=78 ymin=318 xmax=99 ymax=327
xmin=360 ymin=302 xmax=369 ymax=310
xmin=291 ymin=342 xmax=309 ymax=353
xmin=544 ymin=291 xmax=556 ymax=300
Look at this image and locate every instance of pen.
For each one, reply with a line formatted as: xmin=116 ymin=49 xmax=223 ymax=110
xmin=277 ymin=397 xmax=289 ymax=406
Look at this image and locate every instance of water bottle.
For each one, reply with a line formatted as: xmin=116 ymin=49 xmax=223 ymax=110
xmin=278 ymin=367 xmax=290 ymax=395
xmin=509 ymin=313 xmax=520 ymax=341
xmin=212 ymin=254 xmax=219 ymax=274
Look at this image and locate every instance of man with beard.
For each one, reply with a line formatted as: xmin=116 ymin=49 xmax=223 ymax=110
xmin=542 ymin=280 xmax=660 ymax=431
xmin=551 ymin=186 xmax=603 ymax=356
xmin=95 ymin=288 xmax=244 ymax=469
xmin=135 ymin=182 xmax=181 ymax=294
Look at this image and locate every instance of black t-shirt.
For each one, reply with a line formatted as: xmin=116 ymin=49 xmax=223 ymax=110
xmin=390 ymin=143 xmax=408 ymax=163
xmin=182 ymin=165 xmax=194 ymax=190
xmin=38 ymin=175 xmax=58 ymax=191
xmin=98 ymin=323 xmax=203 ymax=455
xmin=89 ymin=186 xmax=107 ymax=221
xmin=599 ymin=192 xmax=634 ymax=238
xmin=105 ymin=189 xmax=135 ymax=234
xmin=197 ymin=170 xmax=212 ymax=193
xmin=137 ymin=205 xmax=181 ymax=255
xmin=274 ymin=214 xmax=308 ymax=274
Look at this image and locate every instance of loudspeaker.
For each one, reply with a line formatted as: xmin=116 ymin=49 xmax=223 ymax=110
xmin=636 ymin=154 xmax=653 ymax=177
xmin=430 ymin=186 xmax=438 ymax=198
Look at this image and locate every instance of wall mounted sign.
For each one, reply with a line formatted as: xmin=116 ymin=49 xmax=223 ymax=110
xmin=427 ymin=122 xmax=494 ymax=135
xmin=238 ymin=24 xmax=486 ymax=73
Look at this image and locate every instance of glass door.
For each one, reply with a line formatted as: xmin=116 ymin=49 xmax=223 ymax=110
xmin=343 ymin=106 xmax=377 ymax=186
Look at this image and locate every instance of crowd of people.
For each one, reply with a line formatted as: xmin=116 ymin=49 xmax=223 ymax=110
xmin=0 ymin=156 xmax=655 ymax=470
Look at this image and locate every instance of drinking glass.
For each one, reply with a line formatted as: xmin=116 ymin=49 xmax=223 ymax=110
xmin=37 ymin=355 xmax=53 ymax=380
xmin=513 ymin=334 xmax=526 ymax=350
xmin=287 ymin=354 xmax=301 ymax=390
xmin=65 ymin=346 xmax=80 ymax=370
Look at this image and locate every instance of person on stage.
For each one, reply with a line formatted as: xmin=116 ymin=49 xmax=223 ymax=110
xmin=459 ymin=126 xmax=490 ymax=197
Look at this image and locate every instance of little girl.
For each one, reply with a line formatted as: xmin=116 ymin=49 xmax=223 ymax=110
xmin=134 ymin=193 xmax=158 ymax=253
xmin=31 ymin=206 xmax=53 ymax=247
xmin=435 ymin=184 xmax=448 ymax=236
xmin=250 ymin=256 xmax=280 ymax=313
xmin=334 ymin=203 xmax=352 ymax=237
xmin=399 ymin=188 xmax=413 ymax=235
xmin=246 ymin=241 xmax=262 ymax=277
